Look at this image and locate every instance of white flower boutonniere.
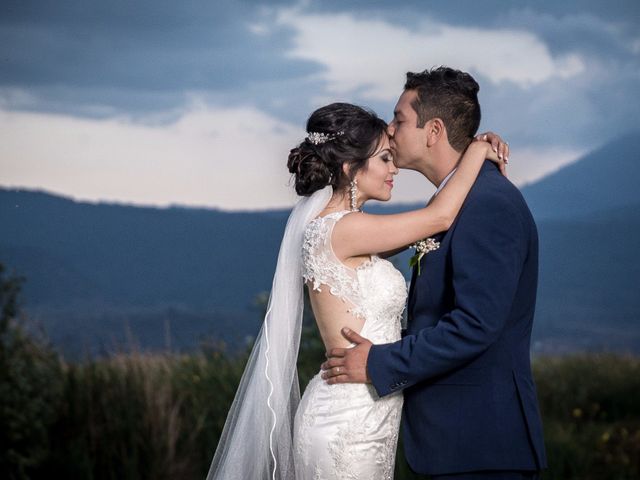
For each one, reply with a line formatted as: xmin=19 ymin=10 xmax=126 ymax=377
xmin=409 ymin=238 xmax=440 ymax=275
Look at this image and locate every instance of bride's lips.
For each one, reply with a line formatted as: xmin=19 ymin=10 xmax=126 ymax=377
xmin=385 ymin=180 xmax=394 ymax=188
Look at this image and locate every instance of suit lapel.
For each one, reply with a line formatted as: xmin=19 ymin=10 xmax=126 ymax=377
xmin=407 ymin=261 xmax=419 ymax=318
xmin=407 ymin=231 xmax=447 ymax=324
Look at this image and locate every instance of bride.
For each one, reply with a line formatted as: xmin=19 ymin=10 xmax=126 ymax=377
xmin=207 ymin=103 xmax=506 ymax=479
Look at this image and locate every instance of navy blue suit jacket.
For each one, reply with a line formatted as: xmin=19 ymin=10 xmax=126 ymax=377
xmin=368 ymin=161 xmax=547 ymax=475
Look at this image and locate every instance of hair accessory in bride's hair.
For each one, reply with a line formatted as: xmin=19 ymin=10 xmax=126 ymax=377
xmin=307 ymin=130 xmax=344 ymax=145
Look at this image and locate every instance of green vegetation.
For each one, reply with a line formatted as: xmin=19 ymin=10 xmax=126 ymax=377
xmin=0 ymin=265 xmax=63 ymax=480
xmin=1 ymin=266 xmax=639 ymax=479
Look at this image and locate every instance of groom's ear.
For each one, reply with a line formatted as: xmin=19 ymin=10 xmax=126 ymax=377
xmin=426 ymin=118 xmax=445 ymax=147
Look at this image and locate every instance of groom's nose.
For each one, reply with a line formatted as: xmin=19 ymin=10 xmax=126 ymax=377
xmin=387 ymin=122 xmax=396 ymax=137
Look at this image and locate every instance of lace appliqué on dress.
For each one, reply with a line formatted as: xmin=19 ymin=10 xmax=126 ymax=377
xmin=302 ymin=211 xmax=361 ymax=304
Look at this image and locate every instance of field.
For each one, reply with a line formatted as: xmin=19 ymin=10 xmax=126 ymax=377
xmin=2 ymin=267 xmax=639 ymax=479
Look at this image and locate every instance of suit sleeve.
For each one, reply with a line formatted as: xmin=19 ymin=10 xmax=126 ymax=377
xmin=367 ymin=192 xmax=527 ymax=397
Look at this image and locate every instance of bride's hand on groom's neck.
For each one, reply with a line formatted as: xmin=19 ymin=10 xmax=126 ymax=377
xmin=474 ymin=131 xmax=510 ymax=163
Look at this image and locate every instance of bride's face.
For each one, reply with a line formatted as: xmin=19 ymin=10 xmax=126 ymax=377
xmin=353 ymin=135 xmax=398 ymax=204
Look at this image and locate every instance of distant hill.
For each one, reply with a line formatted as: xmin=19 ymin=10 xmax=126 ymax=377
xmin=0 ymin=190 xmax=289 ymax=356
xmin=1 ymin=133 xmax=639 ymax=356
xmin=0 ymin=190 xmax=288 ymax=310
xmin=534 ymin=203 xmax=640 ymax=353
xmin=522 ymin=130 xmax=640 ymax=220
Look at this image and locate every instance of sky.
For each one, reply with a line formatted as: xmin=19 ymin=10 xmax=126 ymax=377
xmin=1 ymin=0 xmax=639 ymax=210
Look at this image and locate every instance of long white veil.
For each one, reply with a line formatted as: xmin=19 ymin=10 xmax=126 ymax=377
xmin=207 ymin=185 xmax=333 ymax=480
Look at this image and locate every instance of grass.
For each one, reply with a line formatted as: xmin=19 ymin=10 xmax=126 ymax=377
xmin=2 ymin=266 xmax=639 ymax=479
xmin=2 ymin=343 xmax=638 ymax=479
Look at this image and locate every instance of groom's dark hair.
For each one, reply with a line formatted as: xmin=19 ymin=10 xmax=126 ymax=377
xmin=405 ymin=66 xmax=481 ymax=152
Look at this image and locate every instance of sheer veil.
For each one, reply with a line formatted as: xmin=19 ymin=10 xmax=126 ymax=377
xmin=207 ymin=185 xmax=333 ymax=480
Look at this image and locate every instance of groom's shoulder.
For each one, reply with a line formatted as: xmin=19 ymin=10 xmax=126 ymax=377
xmin=475 ymin=162 xmax=528 ymax=207
xmin=465 ymin=163 xmax=534 ymax=223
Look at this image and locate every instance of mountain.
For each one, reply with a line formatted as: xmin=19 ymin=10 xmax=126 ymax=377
xmin=521 ymin=130 xmax=640 ymax=220
xmin=0 ymin=190 xmax=289 ymax=309
xmin=0 ymin=190 xmax=289 ymax=356
xmin=1 ymin=133 xmax=639 ymax=356
xmin=519 ymin=132 xmax=640 ymax=352
xmin=534 ymin=203 xmax=640 ymax=353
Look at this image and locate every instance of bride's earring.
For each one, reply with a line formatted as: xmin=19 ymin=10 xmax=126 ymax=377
xmin=349 ymin=179 xmax=358 ymax=211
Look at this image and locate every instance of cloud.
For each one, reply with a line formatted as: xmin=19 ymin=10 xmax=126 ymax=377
xmin=0 ymin=101 xmax=585 ymax=210
xmin=0 ymin=0 xmax=316 ymax=116
xmin=1 ymin=1 xmax=637 ymax=209
xmin=0 ymin=103 xmax=305 ymax=210
xmin=502 ymin=146 xmax=586 ymax=187
xmin=274 ymin=7 xmax=585 ymax=101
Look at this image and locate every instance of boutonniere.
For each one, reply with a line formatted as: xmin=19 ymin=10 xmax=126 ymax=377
xmin=408 ymin=238 xmax=440 ymax=275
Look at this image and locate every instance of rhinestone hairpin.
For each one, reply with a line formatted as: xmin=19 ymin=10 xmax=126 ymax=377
xmin=306 ymin=131 xmax=344 ymax=145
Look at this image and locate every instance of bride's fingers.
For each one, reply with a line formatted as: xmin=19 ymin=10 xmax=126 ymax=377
xmin=499 ymin=141 xmax=511 ymax=163
xmin=490 ymin=138 xmax=500 ymax=156
xmin=499 ymin=159 xmax=507 ymax=178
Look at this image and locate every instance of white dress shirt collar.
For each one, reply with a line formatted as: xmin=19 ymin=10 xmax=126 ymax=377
xmin=433 ymin=168 xmax=457 ymax=197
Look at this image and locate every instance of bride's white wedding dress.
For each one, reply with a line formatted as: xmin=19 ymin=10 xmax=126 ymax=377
xmin=294 ymin=210 xmax=407 ymax=480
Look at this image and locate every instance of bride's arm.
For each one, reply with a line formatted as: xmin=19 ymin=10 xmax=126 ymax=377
xmin=333 ymin=141 xmax=500 ymax=259
xmin=377 ymin=132 xmax=508 ymax=260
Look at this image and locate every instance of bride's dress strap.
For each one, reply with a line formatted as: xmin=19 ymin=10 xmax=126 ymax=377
xmin=302 ymin=210 xmax=361 ymax=304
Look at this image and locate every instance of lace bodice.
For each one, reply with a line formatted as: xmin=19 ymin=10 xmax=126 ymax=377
xmin=301 ymin=211 xmax=407 ymax=344
xmin=295 ymin=210 xmax=406 ymax=479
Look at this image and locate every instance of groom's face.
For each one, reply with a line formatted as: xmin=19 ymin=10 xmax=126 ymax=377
xmin=387 ymin=89 xmax=428 ymax=170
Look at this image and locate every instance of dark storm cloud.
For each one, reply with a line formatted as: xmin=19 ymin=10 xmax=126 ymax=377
xmin=0 ymin=0 xmax=317 ymax=115
xmin=316 ymin=0 xmax=640 ymax=27
xmin=0 ymin=0 xmax=638 ymax=150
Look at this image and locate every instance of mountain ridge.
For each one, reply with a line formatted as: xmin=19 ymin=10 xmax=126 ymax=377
xmin=1 ymin=132 xmax=639 ymax=356
xmin=521 ymin=130 xmax=640 ymax=219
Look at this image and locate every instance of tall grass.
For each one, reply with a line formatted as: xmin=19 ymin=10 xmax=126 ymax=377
xmin=1 ymin=267 xmax=639 ymax=479
xmin=4 ymin=348 xmax=639 ymax=479
xmin=42 ymin=348 xmax=247 ymax=480
xmin=533 ymin=355 xmax=640 ymax=479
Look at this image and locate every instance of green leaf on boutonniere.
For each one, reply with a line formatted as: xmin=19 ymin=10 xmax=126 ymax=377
xmin=408 ymin=238 xmax=440 ymax=276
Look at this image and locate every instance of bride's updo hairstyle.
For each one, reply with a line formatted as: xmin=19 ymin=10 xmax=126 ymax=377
xmin=287 ymin=103 xmax=388 ymax=196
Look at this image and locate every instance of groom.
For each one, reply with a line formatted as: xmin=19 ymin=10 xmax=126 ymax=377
xmin=321 ymin=67 xmax=547 ymax=479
